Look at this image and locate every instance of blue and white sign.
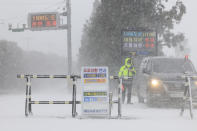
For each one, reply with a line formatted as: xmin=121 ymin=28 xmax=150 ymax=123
xmin=81 ymin=67 xmax=109 ymax=117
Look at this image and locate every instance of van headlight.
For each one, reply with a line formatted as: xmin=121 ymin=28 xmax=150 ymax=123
xmin=194 ymin=81 xmax=197 ymax=86
xmin=151 ymin=79 xmax=160 ymax=87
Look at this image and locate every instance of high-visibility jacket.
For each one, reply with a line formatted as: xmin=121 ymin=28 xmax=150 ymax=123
xmin=118 ymin=58 xmax=136 ymax=77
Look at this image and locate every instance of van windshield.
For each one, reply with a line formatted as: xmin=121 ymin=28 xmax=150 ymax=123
xmin=152 ymin=59 xmax=194 ymax=73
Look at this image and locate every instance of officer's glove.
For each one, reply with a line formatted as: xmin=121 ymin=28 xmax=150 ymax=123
xmin=132 ymin=71 xmax=136 ymax=75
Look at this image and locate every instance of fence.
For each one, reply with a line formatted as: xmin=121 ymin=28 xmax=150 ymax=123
xmin=17 ymin=74 xmax=132 ymax=118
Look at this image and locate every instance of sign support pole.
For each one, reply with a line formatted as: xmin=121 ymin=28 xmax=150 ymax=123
xmin=72 ymin=77 xmax=77 ymax=118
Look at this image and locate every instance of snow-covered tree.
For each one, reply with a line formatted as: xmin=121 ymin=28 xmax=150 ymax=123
xmin=79 ymin=0 xmax=186 ymax=74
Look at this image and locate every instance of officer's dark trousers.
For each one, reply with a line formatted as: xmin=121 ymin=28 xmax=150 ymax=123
xmin=122 ymin=80 xmax=132 ymax=103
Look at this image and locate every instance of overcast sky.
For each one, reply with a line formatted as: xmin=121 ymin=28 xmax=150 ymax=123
xmin=0 ymin=0 xmax=197 ymax=66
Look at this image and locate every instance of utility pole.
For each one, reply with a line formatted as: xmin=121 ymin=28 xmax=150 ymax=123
xmin=67 ymin=0 xmax=72 ymax=75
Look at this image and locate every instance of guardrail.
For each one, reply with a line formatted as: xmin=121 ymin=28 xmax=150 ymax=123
xmin=17 ymin=74 xmax=132 ymax=118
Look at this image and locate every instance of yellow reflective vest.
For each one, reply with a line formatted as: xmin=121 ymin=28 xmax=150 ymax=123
xmin=118 ymin=58 xmax=136 ymax=77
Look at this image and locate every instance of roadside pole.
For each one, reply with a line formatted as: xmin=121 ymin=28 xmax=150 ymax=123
xmin=67 ymin=0 xmax=72 ymax=75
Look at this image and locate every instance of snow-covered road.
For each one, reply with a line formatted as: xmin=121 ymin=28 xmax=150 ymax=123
xmin=0 ymin=92 xmax=197 ymax=131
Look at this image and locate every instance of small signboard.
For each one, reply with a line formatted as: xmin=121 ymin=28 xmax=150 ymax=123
xmin=28 ymin=12 xmax=60 ymax=31
xmin=121 ymin=30 xmax=157 ymax=56
xmin=81 ymin=67 xmax=109 ymax=117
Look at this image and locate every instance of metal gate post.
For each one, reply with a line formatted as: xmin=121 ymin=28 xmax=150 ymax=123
xmin=109 ymin=92 xmax=113 ymax=118
xmin=180 ymin=76 xmax=194 ymax=119
xmin=188 ymin=77 xmax=194 ymax=119
xmin=72 ymin=76 xmax=77 ymax=118
xmin=118 ymin=78 xmax=123 ymax=118
xmin=180 ymin=77 xmax=188 ymax=116
xmin=25 ymin=76 xmax=30 ymax=117
xmin=28 ymin=76 xmax=32 ymax=114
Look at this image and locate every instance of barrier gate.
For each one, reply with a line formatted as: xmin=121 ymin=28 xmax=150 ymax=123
xmin=17 ymin=74 xmax=132 ymax=118
xmin=180 ymin=73 xmax=197 ymax=119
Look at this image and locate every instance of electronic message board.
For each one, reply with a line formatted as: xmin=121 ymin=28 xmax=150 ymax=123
xmin=28 ymin=12 xmax=60 ymax=31
xmin=121 ymin=30 xmax=157 ymax=56
xmin=81 ymin=67 xmax=109 ymax=117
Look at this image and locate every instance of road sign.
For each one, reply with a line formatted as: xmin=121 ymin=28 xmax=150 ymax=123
xmin=28 ymin=12 xmax=60 ymax=31
xmin=121 ymin=30 xmax=157 ymax=56
xmin=81 ymin=67 xmax=109 ymax=117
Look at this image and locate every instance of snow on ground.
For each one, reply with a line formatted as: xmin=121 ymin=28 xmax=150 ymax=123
xmin=0 ymin=89 xmax=197 ymax=131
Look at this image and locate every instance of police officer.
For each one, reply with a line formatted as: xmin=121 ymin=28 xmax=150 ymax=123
xmin=118 ymin=57 xmax=136 ymax=104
